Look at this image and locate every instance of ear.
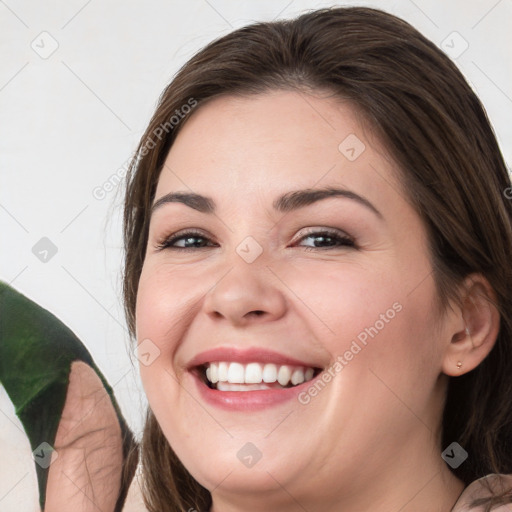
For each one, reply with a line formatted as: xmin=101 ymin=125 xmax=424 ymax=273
xmin=441 ymin=273 xmax=500 ymax=377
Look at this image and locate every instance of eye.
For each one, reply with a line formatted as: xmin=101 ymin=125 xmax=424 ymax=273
xmin=293 ymin=228 xmax=355 ymax=251
xmin=155 ymin=227 xmax=355 ymax=252
xmin=155 ymin=229 xmax=217 ymax=252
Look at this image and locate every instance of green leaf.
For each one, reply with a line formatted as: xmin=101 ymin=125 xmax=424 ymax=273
xmin=0 ymin=281 xmax=131 ymax=509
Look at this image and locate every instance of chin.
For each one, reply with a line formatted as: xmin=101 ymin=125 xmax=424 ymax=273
xmin=189 ymin=455 xmax=305 ymax=496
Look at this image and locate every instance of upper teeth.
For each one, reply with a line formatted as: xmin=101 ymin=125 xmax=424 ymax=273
xmin=205 ymin=362 xmax=315 ymax=387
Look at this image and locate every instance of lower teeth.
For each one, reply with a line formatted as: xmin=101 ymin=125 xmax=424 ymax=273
xmin=215 ymin=381 xmax=293 ymax=391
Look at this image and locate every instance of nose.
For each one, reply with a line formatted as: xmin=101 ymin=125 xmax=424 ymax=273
xmin=202 ymin=263 xmax=287 ymax=327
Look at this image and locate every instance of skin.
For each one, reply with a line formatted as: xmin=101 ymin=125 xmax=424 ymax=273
xmin=135 ymin=90 xmax=500 ymax=512
xmin=46 ymin=361 xmax=123 ymax=512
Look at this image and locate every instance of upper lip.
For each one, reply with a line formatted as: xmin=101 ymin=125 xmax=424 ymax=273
xmin=187 ymin=346 xmax=324 ymax=370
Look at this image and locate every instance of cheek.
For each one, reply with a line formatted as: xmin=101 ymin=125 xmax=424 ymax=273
xmin=344 ymin=271 xmax=443 ymax=408
xmin=293 ymin=262 xmax=442 ymax=447
xmin=281 ymin=259 xmax=405 ymax=349
xmin=135 ymin=262 xmax=199 ymax=343
xmin=136 ymin=271 xmax=174 ymax=348
xmin=286 ymin=258 xmax=440 ymax=376
xmin=135 ymin=264 xmax=187 ymax=393
xmin=135 ymin=261 xmax=218 ymax=407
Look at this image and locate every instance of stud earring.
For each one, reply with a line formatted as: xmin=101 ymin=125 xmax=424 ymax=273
xmin=456 ymin=361 xmax=463 ymax=369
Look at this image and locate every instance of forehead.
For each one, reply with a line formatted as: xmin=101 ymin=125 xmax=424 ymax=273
xmin=154 ymin=90 xmax=402 ymax=210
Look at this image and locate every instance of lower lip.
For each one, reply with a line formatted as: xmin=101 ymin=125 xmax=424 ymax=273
xmin=190 ymin=371 xmax=317 ymax=411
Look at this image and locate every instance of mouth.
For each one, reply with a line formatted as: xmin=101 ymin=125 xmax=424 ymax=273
xmin=186 ymin=347 xmax=326 ymax=410
xmin=194 ymin=361 xmax=322 ymax=391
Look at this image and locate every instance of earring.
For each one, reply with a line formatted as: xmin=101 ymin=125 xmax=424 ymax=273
xmin=456 ymin=361 xmax=463 ymax=369
xmin=465 ymin=326 xmax=470 ymax=336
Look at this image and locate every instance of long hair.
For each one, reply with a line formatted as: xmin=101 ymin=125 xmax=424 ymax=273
xmin=121 ymin=6 xmax=512 ymax=511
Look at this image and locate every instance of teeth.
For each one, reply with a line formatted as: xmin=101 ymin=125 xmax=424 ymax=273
xmin=245 ymin=363 xmax=262 ymax=384
xmin=204 ymin=361 xmax=317 ymax=388
xmin=262 ymin=363 xmax=277 ymax=383
xmin=277 ymin=365 xmax=292 ymax=386
xmin=227 ymin=362 xmax=245 ymax=383
xmin=218 ymin=362 xmax=228 ymax=381
xmin=217 ymin=382 xmax=271 ymax=391
xmin=291 ymin=368 xmax=305 ymax=385
xmin=210 ymin=362 xmax=219 ymax=383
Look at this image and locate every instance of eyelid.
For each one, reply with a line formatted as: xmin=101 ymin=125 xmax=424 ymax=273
xmin=154 ymin=228 xmax=215 ymax=252
xmin=291 ymin=226 xmax=353 ymax=243
xmin=154 ymin=225 xmax=355 ymax=252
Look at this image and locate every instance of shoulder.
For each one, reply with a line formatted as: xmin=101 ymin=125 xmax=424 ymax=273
xmin=452 ymin=474 xmax=512 ymax=511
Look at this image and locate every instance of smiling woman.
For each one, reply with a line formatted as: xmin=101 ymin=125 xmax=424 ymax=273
xmin=121 ymin=6 xmax=512 ymax=512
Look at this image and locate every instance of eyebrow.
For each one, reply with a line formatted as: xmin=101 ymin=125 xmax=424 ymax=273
xmin=150 ymin=186 xmax=383 ymax=219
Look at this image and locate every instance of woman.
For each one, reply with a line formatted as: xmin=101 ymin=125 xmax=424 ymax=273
xmin=2 ymin=4 xmax=509 ymax=512
xmin=121 ymin=5 xmax=512 ymax=511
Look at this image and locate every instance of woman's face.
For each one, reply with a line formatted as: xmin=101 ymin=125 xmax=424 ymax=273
xmin=136 ymin=90 xmax=454 ymax=507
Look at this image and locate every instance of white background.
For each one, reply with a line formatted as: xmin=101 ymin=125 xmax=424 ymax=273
xmin=1 ymin=0 xmax=511 ymax=509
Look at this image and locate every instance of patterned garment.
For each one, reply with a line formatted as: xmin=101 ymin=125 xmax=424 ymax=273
xmin=452 ymin=474 xmax=512 ymax=511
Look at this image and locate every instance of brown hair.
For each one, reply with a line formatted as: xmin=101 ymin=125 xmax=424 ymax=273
xmin=121 ymin=6 xmax=512 ymax=511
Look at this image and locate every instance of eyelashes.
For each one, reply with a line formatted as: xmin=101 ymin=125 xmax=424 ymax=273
xmin=155 ymin=229 xmax=214 ymax=252
xmin=154 ymin=228 xmax=356 ymax=252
